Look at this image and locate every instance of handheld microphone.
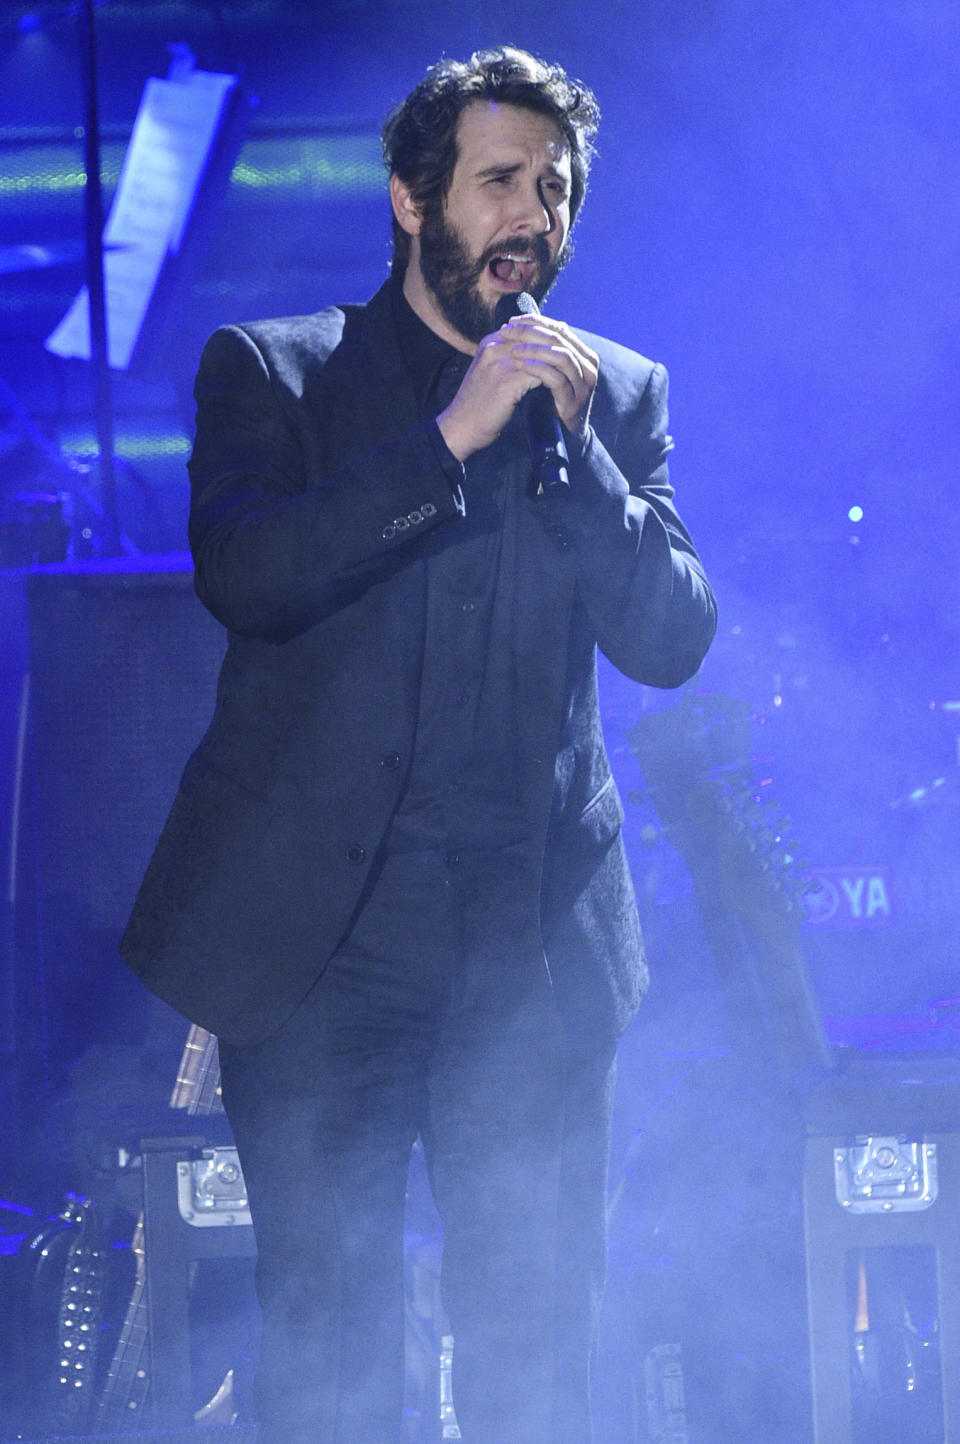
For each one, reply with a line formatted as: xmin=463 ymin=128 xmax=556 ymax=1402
xmin=493 ymin=291 xmax=570 ymax=494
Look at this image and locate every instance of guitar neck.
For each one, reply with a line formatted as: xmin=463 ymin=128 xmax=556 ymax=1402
xmin=169 ymin=1023 xmax=224 ymax=1116
xmin=94 ymin=1216 xmax=149 ymax=1431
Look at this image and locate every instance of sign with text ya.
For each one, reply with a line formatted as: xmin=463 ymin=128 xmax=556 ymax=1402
xmin=803 ymin=866 xmax=894 ymax=930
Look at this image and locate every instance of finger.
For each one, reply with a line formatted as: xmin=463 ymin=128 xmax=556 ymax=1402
xmin=514 ymin=363 xmax=583 ymax=422
xmin=503 ymin=314 xmax=597 ymax=362
xmin=501 ymin=317 xmax=561 ymax=347
xmin=506 ymin=326 xmax=599 ymax=390
xmin=509 ymin=342 xmax=587 ymax=398
xmin=506 ymin=329 xmax=584 ymax=368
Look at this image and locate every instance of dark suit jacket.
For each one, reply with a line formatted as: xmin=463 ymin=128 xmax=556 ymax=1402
xmin=120 ymin=280 xmax=716 ymax=1046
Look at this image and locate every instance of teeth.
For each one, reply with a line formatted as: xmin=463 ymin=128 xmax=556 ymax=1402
xmin=490 ymin=252 xmax=536 ymax=283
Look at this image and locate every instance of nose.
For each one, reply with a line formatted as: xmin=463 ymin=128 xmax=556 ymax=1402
xmin=512 ymin=178 xmax=557 ymax=236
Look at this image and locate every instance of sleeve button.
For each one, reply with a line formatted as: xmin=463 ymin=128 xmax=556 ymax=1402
xmin=381 ymin=524 xmax=396 ymax=541
xmin=346 ymin=844 xmax=366 ymax=864
xmin=421 ymin=502 xmax=437 ymax=518
xmin=381 ymin=751 xmax=401 ymax=770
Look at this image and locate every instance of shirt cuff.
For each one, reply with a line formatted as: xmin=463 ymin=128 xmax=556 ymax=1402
xmin=425 ymin=418 xmax=467 ymax=516
xmin=562 ymin=421 xmax=594 ymax=466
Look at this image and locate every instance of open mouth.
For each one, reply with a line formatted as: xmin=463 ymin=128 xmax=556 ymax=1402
xmin=488 ymin=252 xmax=539 ymax=288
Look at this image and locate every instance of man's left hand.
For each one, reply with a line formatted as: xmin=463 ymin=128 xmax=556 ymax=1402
xmin=500 ymin=313 xmax=599 ymax=441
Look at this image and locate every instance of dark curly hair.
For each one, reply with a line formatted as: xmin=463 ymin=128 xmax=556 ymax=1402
xmin=382 ymin=46 xmax=601 ymax=273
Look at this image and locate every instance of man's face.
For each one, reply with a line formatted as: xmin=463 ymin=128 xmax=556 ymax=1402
xmin=416 ymin=101 xmax=574 ymax=344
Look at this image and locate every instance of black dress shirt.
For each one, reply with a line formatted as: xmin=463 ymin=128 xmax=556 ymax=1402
xmin=386 ymin=279 xmax=532 ymax=856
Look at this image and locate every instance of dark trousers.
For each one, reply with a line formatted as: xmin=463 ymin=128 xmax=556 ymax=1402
xmin=218 ymin=847 xmax=616 ymax=1444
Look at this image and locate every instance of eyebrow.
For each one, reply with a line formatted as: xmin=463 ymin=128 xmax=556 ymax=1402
xmin=473 ymin=160 xmax=570 ymax=183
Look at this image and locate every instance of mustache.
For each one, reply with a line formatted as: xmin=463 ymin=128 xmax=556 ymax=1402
xmin=468 ymin=234 xmax=554 ymax=283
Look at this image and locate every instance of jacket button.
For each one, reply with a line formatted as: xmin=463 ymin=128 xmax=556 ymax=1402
xmin=381 ymin=751 xmax=401 ymax=770
xmin=346 ymin=844 xmax=366 ymax=864
xmin=381 ymin=524 xmax=396 ymax=541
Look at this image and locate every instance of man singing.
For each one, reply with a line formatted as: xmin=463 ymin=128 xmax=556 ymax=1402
xmin=122 ymin=45 xmax=716 ymax=1444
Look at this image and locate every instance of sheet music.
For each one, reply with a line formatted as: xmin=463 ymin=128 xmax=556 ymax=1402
xmin=46 ymin=68 xmax=237 ymax=370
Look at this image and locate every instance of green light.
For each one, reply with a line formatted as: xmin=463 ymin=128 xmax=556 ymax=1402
xmin=0 ymin=144 xmax=123 ymax=198
xmin=230 ymin=136 xmax=384 ymax=197
xmin=0 ymin=133 xmax=383 ymax=201
xmin=64 ymin=433 xmax=191 ymax=461
xmin=0 ymin=168 xmax=86 ymax=195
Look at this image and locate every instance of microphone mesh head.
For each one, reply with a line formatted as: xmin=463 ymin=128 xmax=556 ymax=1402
xmin=493 ymin=291 xmax=539 ymax=328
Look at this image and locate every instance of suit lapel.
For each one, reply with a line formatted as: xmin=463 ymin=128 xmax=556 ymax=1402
xmin=305 ymin=281 xmax=422 ymax=460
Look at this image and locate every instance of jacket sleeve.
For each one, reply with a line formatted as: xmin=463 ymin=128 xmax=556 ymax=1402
xmin=187 ymin=323 xmax=462 ymax=641
xmin=540 ymin=358 xmax=716 ymax=687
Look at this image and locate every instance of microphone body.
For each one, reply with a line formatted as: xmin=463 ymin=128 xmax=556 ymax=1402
xmin=493 ymin=291 xmax=570 ymax=494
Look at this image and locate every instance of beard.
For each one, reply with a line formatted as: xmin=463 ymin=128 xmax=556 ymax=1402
xmin=416 ymin=207 xmax=570 ymax=344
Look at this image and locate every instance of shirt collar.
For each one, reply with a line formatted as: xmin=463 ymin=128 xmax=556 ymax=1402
xmin=389 ymin=272 xmax=468 ymax=410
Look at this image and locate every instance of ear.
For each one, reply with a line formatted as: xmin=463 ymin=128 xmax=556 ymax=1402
xmin=390 ymin=173 xmax=423 ymax=237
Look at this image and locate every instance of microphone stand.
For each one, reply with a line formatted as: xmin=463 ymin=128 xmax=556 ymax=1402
xmin=78 ymin=0 xmax=121 ymax=555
